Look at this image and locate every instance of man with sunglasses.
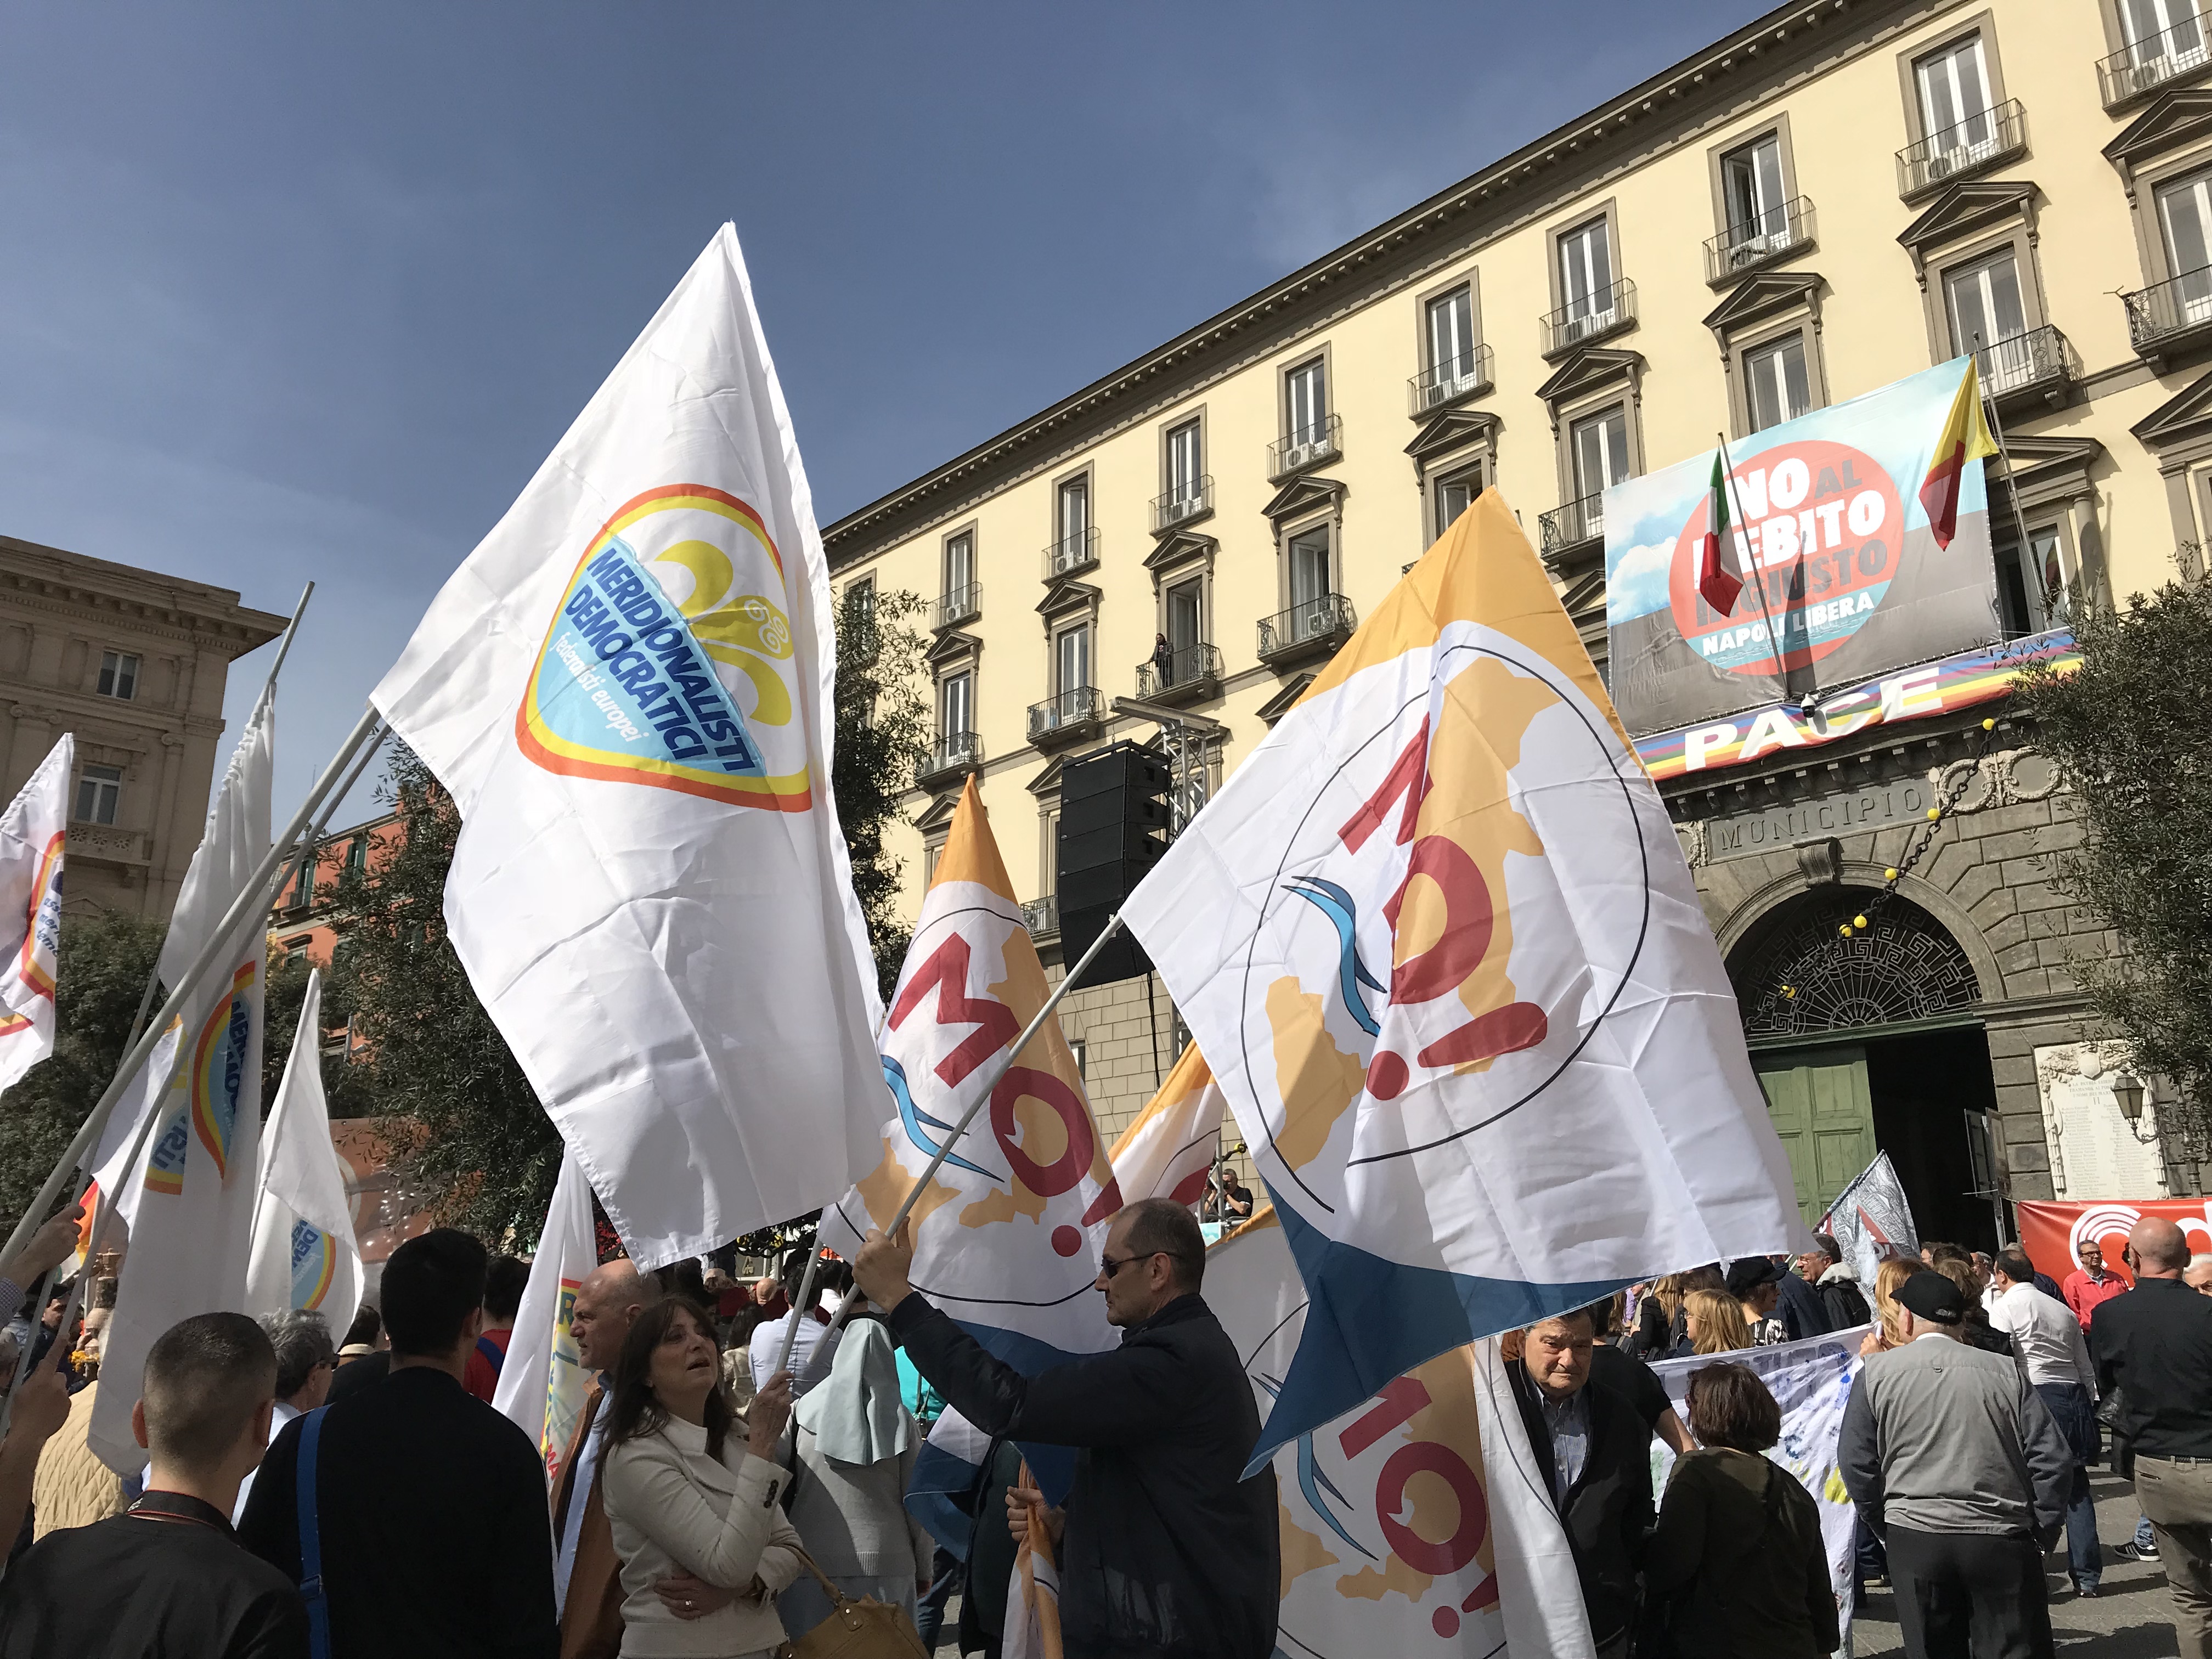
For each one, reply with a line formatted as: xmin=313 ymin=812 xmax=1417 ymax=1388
xmin=855 ymin=1196 xmax=1278 ymax=1659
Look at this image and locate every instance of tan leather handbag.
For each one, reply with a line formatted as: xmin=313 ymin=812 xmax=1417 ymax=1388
xmin=781 ymin=1551 xmax=928 ymax=1659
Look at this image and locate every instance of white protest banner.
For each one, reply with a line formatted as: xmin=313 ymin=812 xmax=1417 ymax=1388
xmin=494 ymin=1145 xmax=599 ymax=1490
xmin=245 ymin=969 xmax=363 ymax=1335
xmin=1124 ymin=490 xmax=1804 ymax=1464
xmin=1819 ymin=1152 xmax=1919 ymax=1285
xmin=373 ymin=223 xmax=883 ymax=1267
xmin=0 ymin=735 xmax=70 ymax=1093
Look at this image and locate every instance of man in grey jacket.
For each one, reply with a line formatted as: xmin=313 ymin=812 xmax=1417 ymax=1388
xmin=1840 ymin=1269 xmax=2073 ymax=1659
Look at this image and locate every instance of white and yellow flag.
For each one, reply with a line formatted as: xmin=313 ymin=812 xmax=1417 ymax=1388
xmin=1107 ymin=1042 xmax=1224 ymax=1209
xmin=245 ymin=969 xmax=363 ymax=1335
xmin=494 ymin=1145 xmax=599 ymax=1492
xmin=0 ymin=734 xmax=70 ymax=1093
xmin=372 ymin=224 xmax=884 ymax=1266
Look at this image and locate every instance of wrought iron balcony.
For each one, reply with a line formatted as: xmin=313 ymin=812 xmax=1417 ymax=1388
xmin=1135 ymin=643 xmax=1223 ymax=704
xmin=916 ymin=729 xmax=983 ymax=788
xmin=1042 ymin=527 xmax=1101 ymax=582
xmin=1026 ymin=686 xmax=1105 ymax=746
xmin=1021 ymin=894 xmax=1060 ymax=939
xmin=1703 ymin=198 xmax=1815 ymax=285
xmin=1974 ymin=325 xmax=2072 ymax=408
xmin=1257 ymin=593 xmax=1357 ymax=667
xmin=1541 ymin=279 xmax=1637 ymax=358
xmin=1896 ymin=99 xmax=2025 ymax=199
xmin=2123 ymin=267 xmax=2212 ymax=361
xmin=2099 ymin=18 xmax=2212 ymax=109
xmin=1153 ymin=477 xmax=1213 ymax=532
xmin=933 ymin=582 xmax=982 ymax=630
xmin=1539 ymin=492 xmax=1606 ymax=560
xmin=1407 ymin=346 xmax=1493 ymax=416
xmin=1267 ymin=415 xmax=1342 ymax=482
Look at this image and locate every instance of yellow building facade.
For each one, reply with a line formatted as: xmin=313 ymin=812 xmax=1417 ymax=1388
xmin=825 ymin=0 xmax=2212 ymax=1228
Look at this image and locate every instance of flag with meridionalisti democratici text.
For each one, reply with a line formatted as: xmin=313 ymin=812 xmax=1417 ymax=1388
xmin=245 ymin=968 xmax=363 ymax=1336
xmin=0 ymin=734 xmax=69 ymax=1094
xmin=1122 ymin=489 xmax=1805 ymax=1470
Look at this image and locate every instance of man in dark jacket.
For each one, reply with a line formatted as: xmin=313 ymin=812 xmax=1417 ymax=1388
xmin=1508 ymin=1307 xmax=1652 ymax=1658
xmin=856 ymin=1196 xmax=1278 ymax=1659
xmin=1773 ymin=1252 xmax=1833 ymax=1342
xmin=1802 ymin=1235 xmax=1872 ymax=1331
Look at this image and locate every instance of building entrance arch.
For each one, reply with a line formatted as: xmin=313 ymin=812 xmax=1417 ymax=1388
xmin=1728 ymin=887 xmax=1982 ymax=1042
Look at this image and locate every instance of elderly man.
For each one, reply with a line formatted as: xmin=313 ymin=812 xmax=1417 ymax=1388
xmin=1987 ymin=1247 xmax=2103 ymax=1596
xmin=2066 ymin=1237 xmax=2131 ymax=1333
xmin=2093 ymin=1218 xmax=2212 ymax=1659
xmin=554 ymin=1258 xmax=659 ymax=1658
xmin=1506 ymin=1307 xmax=1652 ymax=1658
xmin=1840 ymin=1271 xmax=2072 ymax=1658
xmin=855 ymin=1197 xmax=1278 ymax=1659
xmin=1801 ymin=1233 xmax=1871 ymax=1330
xmin=229 ymin=1310 xmax=336 ymax=1522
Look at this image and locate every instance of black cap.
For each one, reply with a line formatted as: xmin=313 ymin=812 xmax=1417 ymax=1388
xmin=1894 ymin=1271 xmax=1965 ymax=1326
xmin=1725 ymin=1257 xmax=1784 ymax=1297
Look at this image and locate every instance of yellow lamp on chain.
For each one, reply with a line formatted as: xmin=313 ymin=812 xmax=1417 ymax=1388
xmin=1927 ymin=806 xmax=1941 ymax=821
xmin=1884 ymin=867 xmax=1899 ymax=881
xmin=1837 ymin=923 xmax=1852 ymax=938
xmin=1854 ymin=913 xmax=1869 ymax=929
xmin=1982 ymin=718 xmax=1995 ymax=731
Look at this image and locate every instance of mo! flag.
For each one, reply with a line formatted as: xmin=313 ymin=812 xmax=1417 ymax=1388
xmin=245 ymin=969 xmax=363 ymax=1335
xmin=495 ymin=1146 xmax=599 ymax=1492
xmin=1207 ymin=1206 xmax=1596 ymax=1659
xmin=0 ymin=735 xmax=70 ymax=1093
xmin=92 ymin=695 xmax=273 ymax=1472
xmin=820 ymin=777 xmax=1120 ymax=1498
xmin=1123 ymin=489 xmax=1804 ymax=1466
xmin=1107 ymin=1042 xmax=1225 ymax=1207
xmin=371 ymin=224 xmax=884 ymax=1267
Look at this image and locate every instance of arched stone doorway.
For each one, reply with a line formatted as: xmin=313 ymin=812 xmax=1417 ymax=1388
xmin=1725 ymin=886 xmax=2001 ymax=1251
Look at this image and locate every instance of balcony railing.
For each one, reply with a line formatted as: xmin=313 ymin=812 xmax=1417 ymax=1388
xmin=1267 ymin=415 xmax=1342 ymax=481
xmin=1407 ymin=345 xmax=1494 ymax=416
xmin=1703 ymin=197 xmax=1815 ymax=285
xmin=1896 ymin=98 xmax=2026 ymax=198
xmin=933 ymin=582 xmax=982 ymax=630
xmin=2123 ymin=267 xmax=2212 ymax=356
xmin=1153 ymin=476 xmax=1213 ymax=532
xmin=2099 ymin=18 xmax=2212 ymax=108
xmin=1542 ymin=279 xmax=1637 ymax=357
xmin=1021 ymin=894 xmax=1060 ymax=938
xmin=1540 ymin=492 xmax=1606 ymax=557
xmin=1974 ymin=325 xmax=2071 ymax=402
xmin=1043 ymin=526 xmax=1101 ymax=581
xmin=1257 ymin=593 xmax=1357 ymax=664
xmin=1136 ymin=643 xmax=1223 ymax=701
xmin=917 ymin=729 xmax=983 ymax=786
xmin=1027 ymin=686 xmax=1105 ymax=743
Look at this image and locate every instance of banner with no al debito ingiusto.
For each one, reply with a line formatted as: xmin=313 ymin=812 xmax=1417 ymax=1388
xmin=1602 ymin=358 xmax=2000 ymax=737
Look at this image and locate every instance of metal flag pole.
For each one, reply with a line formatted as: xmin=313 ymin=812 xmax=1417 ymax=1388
xmin=1969 ymin=334 xmax=2051 ymax=623
xmin=1714 ymin=431 xmax=1791 ymax=691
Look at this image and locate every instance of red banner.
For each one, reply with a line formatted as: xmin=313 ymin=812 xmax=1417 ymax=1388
xmin=2016 ymin=1198 xmax=2212 ymax=1286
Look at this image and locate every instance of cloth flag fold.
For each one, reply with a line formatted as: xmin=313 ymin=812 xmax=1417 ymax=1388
xmin=0 ymin=735 xmax=70 ymax=1093
xmin=1696 ymin=450 xmax=1743 ymax=618
xmin=1918 ymin=356 xmax=2000 ymax=549
xmin=494 ymin=1145 xmax=600 ymax=1491
xmin=245 ymin=969 xmax=363 ymax=1333
xmin=1105 ymin=1043 xmax=1224 ymax=1207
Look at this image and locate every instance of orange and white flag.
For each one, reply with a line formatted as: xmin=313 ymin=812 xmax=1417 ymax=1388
xmin=1002 ymin=1460 xmax=1063 ymax=1659
xmin=1107 ymin=1043 xmax=1224 ymax=1208
xmin=0 ymin=735 xmax=70 ymax=1094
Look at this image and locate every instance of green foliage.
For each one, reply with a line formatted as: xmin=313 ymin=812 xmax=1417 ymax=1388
xmin=0 ymin=909 xmax=163 ymax=1240
xmin=832 ymin=585 xmax=933 ymax=1000
xmin=2016 ymin=577 xmax=2212 ymax=1154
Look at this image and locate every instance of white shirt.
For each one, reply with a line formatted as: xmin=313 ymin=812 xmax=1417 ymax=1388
xmin=747 ymin=1310 xmax=825 ymax=1395
xmin=1987 ymin=1280 xmax=2097 ymax=1395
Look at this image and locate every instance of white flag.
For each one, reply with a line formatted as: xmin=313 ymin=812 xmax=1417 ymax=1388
xmin=92 ymin=696 xmax=273 ymax=1471
xmin=1106 ymin=1042 xmax=1224 ymax=1209
xmin=0 ymin=735 xmax=70 ymax=1094
xmin=245 ymin=970 xmax=363 ymax=1335
xmin=371 ymin=224 xmax=882 ymax=1267
xmin=494 ymin=1145 xmax=599 ymax=1492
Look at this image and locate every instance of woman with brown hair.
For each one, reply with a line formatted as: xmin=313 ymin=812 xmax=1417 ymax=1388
xmin=1859 ymin=1256 xmax=1922 ymax=1357
xmin=1644 ymin=1362 xmax=1839 ymax=1658
xmin=600 ymin=1298 xmax=806 ymax=1657
xmin=1683 ymin=1289 xmax=1751 ymax=1356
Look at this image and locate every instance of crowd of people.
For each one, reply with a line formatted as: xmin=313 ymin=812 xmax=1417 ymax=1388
xmin=1 ymin=1198 xmax=2209 ymax=1659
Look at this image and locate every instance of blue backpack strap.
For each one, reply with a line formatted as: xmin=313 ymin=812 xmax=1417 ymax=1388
xmin=296 ymin=1406 xmax=331 ymax=1659
xmin=476 ymin=1334 xmax=505 ymax=1375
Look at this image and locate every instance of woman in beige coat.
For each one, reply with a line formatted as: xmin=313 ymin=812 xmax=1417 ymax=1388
xmin=601 ymin=1299 xmax=806 ymax=1658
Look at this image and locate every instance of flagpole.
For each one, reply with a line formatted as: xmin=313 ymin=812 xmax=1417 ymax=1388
xmin=1714 ymin=432 xmax=1790 ymax=690
xmin=1969 ymin=336 xmax=2050 ymax=624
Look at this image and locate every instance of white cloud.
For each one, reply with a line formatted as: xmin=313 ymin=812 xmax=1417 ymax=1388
xmin=1605 ymin=538 xmax=1676 ymax=624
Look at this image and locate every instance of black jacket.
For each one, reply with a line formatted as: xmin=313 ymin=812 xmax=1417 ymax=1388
xmin=1509 ymin=1365 xmax=1653 ymax=1651
xmin=891 ymin=1291 xmax=1278 ymax=1659
xmin=1818 ymin=1274 xmax=1871 ymax=1332
xmin=238 ymin=1365 xmax=556 ymax=1659
xmin=2092 ymin=1277 xmax=2212 ymax=1460
xmin=1774 ymin=1272 xmax=1831 ymax=1342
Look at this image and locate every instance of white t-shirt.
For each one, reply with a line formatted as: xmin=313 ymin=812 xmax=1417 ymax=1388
xmin=1987 ymin=1280 xmax=2098 ymax=1394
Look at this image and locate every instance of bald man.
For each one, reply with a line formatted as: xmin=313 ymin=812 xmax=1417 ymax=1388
xmin=553 ymin=1261 xmax=658 ymax=1659
xmin=2095 ymin=1218 xmax=2212 ymax=1658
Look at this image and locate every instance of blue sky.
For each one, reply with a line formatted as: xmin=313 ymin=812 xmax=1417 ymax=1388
xmin=0 ymin=1 xmax=1756 ymax=821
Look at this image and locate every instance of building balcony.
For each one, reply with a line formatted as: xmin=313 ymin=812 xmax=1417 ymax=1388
xmin=1257 ymin=594 xmax=1357 ymax=668
xmin=1043 ymin=527 xmax=1100 ymax=582
xmin=1267 ymin=416 xmax=1342 ymax=482
xmin=916 ymin=729 xmax=983 ymax=789
xmin=1976 ymin=325 xmax=2073 ymax=410
xmin=2123 ymin=267 xmax=2212 ymax=364
xmin=66 ymin=820 xmax=152 ymax=872
xmin=1703 ymin=198 xmax=1815 ymax=286
xmin=1407 ymin=346 xmax=1494 ymax=416
xmin=1542 ymin=279 xmax=1637 ymax=358
xmin=1021 ymin=894 xmax=1059 ymax=940
xmin=1135 ymin=643 xmax=1223 ymax=706
xmin=1897 ymin=99 xmax=2026 ymax=200
xmin=1153 ymin=477 xmax=1213 ymax=532
xmin=933 ymin=582 xmax=982 ymax=630
xmin=2099 ymin=19 xmax=2212 ymax=110
xmin=1027 ymin=686 xmax=1107 ymax=748
xmin=1539 ymin=492 xmax=1607 ymax=564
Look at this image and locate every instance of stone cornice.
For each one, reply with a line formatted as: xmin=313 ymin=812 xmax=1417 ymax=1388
xmin=824 ymin=0 xmax=1939 ymax=567
xmin=0 ymin=555 xmax=287 ymax=654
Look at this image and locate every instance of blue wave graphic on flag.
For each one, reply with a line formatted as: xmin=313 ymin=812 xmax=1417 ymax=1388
xmin=885 ymin=1054 xmax=995 ymax=1181
xmin=1283 ymin=877 xmax=1385 ymax=1037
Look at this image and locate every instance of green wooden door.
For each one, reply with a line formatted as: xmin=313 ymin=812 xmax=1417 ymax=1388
xmin=1755 ymin=1046 xmax=1878 ymax=1228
